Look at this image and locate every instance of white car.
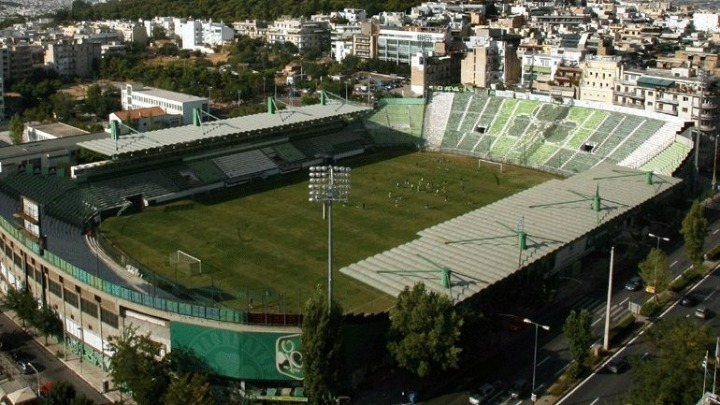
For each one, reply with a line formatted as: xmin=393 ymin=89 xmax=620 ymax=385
xmin=469 ymin=384 xmax=496 ymax=405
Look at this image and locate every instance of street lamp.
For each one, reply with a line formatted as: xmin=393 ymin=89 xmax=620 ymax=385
xmin=308 ymin=165 xmax=351 ymax=313
xmin=27 ymin=362 xmax=40 ymax=394
xmin=523 ymin=318 xmax=550 ymax=402
xmin=648 ymin=233 xmax=670 ymax=299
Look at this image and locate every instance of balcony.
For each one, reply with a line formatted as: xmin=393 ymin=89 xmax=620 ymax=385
xmin=615 ymin=91 xmax=644 ymax=100
xmin=655 ymin=107 xmax=678 ymax=116
xmin=656 ymin=97 xmax=679 ymax=105
xmin=613 ymin=100 xmax=645 ymax=110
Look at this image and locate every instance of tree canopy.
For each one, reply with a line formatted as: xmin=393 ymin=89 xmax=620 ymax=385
xmin=681 ymin=199 xmax=707 ymax=265
xmin=638 ymin=248 xmax=671 ymax=294
xmin=628 ymin=317 xmax=713 ymax=404
xmin=62 ymin=0 xmax=419 ymax=23
xmin=563 ymin=309 xmax=592 ymax=377
xmin=107 ymin=326 xmax=171 ymax=405
xmin=387 ymin=282 xmax=463 ymax=378
xmin=302 ymin=286 xmax=344 ymax=404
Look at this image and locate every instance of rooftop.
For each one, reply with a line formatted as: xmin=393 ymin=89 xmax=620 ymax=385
xmin=341 ymin=162 xmax=682 ymax=303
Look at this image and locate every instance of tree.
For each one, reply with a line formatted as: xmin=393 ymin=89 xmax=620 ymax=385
xmin=2 ymin=286 xmax=37 ymax=327
xmin=387 ymin=282 xmax=463 ymax=378
xmin=563 ymin=309 xmax=593 ymax=377
xmin=108 ymin=326 xmax=171 ymax=405
xmin=163 ymin=372 xmax=214 ymax=405
xmin=628 ymin=317 xmax=712 ymax=404
xmin=9 ymin=114 xmax=24 ymax=144
xmin=638 ymin=248 xmax=671 ymax=295
xmin=681 ymin=200 xmax=707 ymax=265
xmin=44 ymin=380 xmax=94 ymax=405
xmin=34 ymin=305 xmax=64 ymax=345
xmin=302 ymin=286 xmax=344 ymax=405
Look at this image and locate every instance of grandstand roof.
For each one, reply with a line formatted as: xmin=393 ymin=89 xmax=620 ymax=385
xmin=76 ymin=101 xmax=373 ymax=157
xmin=340 ymin=162 xmax=682 ymax=303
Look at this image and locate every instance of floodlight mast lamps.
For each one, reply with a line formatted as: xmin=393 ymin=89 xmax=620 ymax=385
xmin=308 ymin=165 xmax=351 ymax=314
xmin=523 ymin=318 xmax=550 ymax=403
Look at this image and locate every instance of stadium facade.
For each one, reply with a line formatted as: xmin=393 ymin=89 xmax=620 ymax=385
xmin=0 ymin=89 xmax=697 ymax=397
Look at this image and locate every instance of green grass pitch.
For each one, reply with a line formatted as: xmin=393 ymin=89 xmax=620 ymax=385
xmin=100 ymin=151 xmax=557 ymax=314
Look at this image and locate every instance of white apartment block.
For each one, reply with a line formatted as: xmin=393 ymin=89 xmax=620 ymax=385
xmin=462 ymin=37 xmax=519 ymax=88
xmin=693 ymin=13 xmax=720 ymax=33
xmin=144 ymin=17 xmax=186 ymax=39
xmin=377 ymin=28 xmax=448 ymax=64
xmin=121 ymin=83 xmax=209 ymax=125
xmin=266 ymin=18 xmax=330 ymax=52
xmin=521 ymin=48 xmax=583 ymax=89
xmin=91 ymin=20 xmax=147 ymax=44
xmin=337 ymin=8 xmax=367 ymax=24
xmin=181 ymin=19 xmax=234 ymax=52
xmin=232 ymin=20 xmax=267 ymax=39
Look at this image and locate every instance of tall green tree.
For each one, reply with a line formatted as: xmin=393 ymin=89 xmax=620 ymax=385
xmin=9 ymin=114 xmax=24 ymax=144
xmin=34 ymin=305 xmax=64 ymax=345
xmin=681 ymin=200 xmax=707 ymax=265
xmin=638 ymin=248 xmax=671 ymax=295
xmin=162 ymin=372 xmax=214 ymax=405
xmin=2 ymin=286 xmax=37 ymax=327
xmin=302 ymin=286 xmax=344 ymax=405
xmin=387 ymin=282 xmax=463 ymax=378
xmin=108 ymin=326 xmax=171 ymax=405
xmin=563 ymin=309 xmax=593 ymax=377
xmin=628 ymin=317 xmax=712 ymax=404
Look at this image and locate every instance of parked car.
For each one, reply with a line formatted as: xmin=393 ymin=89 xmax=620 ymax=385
xmin=695 ymin=306 xmax=711 ymax=319
xmin=468 ymin=384 xmax=496 ymax=405
xmin=606 ymin=357 xmax=629 ymax=374
xmin=680 ymin=295 xmax=697 ymax=307
xmin=16 ymin=361 xmax=32 ymax=375
xmin=625 ymin=277 xmax=643 ymax=291
xmin=508 ymin=378 xmax=529 ymax=399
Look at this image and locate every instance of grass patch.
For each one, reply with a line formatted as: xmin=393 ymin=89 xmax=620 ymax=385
xmin=101 ymin=151 xmax=557 ymax=314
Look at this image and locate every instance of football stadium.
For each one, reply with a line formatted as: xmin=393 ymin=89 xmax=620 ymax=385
xmin=0 ymin=89 xmax=694 ymax=398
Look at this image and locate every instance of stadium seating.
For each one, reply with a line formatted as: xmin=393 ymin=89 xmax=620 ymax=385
xmin=213 ymin=150 xmax=279 ymax=179
xmin=423 ymin=92 xmax=686 ymax=176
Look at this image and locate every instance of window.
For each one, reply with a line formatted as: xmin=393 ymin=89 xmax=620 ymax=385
xmin=101 ymin=308 xmax=119 ymax=329
xmin=64 ymin=289 xmax=78 ymax=307
xmin=648 ymin=91 xmax=653 ymax=96
xmin=682 ymin=107 xmax=688 ymax=112
xmin=49 ymin=280 xmax=62 ymax=297
xmin=81 ymin=298 xmax=98 ymax=318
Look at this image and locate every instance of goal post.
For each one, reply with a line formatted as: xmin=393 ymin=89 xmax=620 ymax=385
xmin=169 ymin=250 xmax=202 ymax=276
xmin=477 ymin=158 xmax=503 ymax=173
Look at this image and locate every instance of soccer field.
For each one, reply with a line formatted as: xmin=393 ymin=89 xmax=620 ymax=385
xmin=100 ymin=151 xmax=557 ymax=314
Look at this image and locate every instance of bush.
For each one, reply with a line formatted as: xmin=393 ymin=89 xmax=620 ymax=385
xmin=640 ymin=301 xmax=661 ymax=317
xmin=705 ymin=244 xmax=720 ymax=261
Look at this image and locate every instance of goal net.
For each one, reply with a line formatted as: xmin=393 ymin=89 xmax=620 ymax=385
xmin=169 ymin=250 xmax=202 ymax=276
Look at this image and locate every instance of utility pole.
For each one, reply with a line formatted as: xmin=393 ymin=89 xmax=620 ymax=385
xmin=603 ymin=246 xmax=614 ymax=351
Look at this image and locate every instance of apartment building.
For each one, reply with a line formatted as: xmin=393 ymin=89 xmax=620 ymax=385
xmin=461 ymin=37 xmax=520 ymax=88
xmin=410 ymin=52 xmax=461 ymax=95
xmin=121 ymin=83 xmax=209 ymax=125
xmin=579 ymin=55 xmax=621 ymax=103
xmin=266 ymin=18 xmax=330 ymax=52
xmin=45 ymin=40 xmax=102 ymax=78
xmin=232 ymin=20 xmax=268 ymax=39
xmin=6 ymin=42 xmax=42 ymax=82
xmin=181 ymin=19 xmax=234 ymax=51
xmin=368 ymin=25 xmax=449 ymax=65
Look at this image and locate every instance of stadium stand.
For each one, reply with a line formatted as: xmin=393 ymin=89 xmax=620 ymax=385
xmin=212 ymin=150 xmax=279 ymax=180
xmin=424 ymin=91 xmax=693 ymax=176
xmin=363 ymin=98 xmax=425 ymax=146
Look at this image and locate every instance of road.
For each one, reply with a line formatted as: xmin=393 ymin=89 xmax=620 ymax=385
xmin=557 ymin=217 xmax=720 ymax=404
xmin=0 ymin=310 xmax=109 ymax=404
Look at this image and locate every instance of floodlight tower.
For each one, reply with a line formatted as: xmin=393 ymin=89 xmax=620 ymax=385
xmin=308 ymin=165 xmax=351 ymax=313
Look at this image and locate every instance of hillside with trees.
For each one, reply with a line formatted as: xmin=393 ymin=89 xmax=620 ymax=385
xmin=56 ymin=0 xmax=420 ymax=23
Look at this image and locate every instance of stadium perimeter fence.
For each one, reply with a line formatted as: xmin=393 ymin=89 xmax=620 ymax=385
xmin=0 ymin=215 xmax=302 ymax=326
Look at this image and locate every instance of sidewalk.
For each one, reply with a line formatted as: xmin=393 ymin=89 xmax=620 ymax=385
xmin=3 ymin=310 xmax=126 ymax=404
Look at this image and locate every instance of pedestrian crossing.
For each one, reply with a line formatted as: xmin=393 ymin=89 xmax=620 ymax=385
xmin=571 ymin=296 xmax=632 ymax=328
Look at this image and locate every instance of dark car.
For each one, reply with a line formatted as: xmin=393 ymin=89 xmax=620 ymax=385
xmin=508 ymin=378 xmax=529 ymax=399
xmin=624 ymin=277 xmax=643 ymax=291
xmin=606 ymin=357 xmax=629 ymax=374
xmin=680 ymin=295 xmax=697 ymax=307
xmin=16 ymin=361 xmax=33 ymax=375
